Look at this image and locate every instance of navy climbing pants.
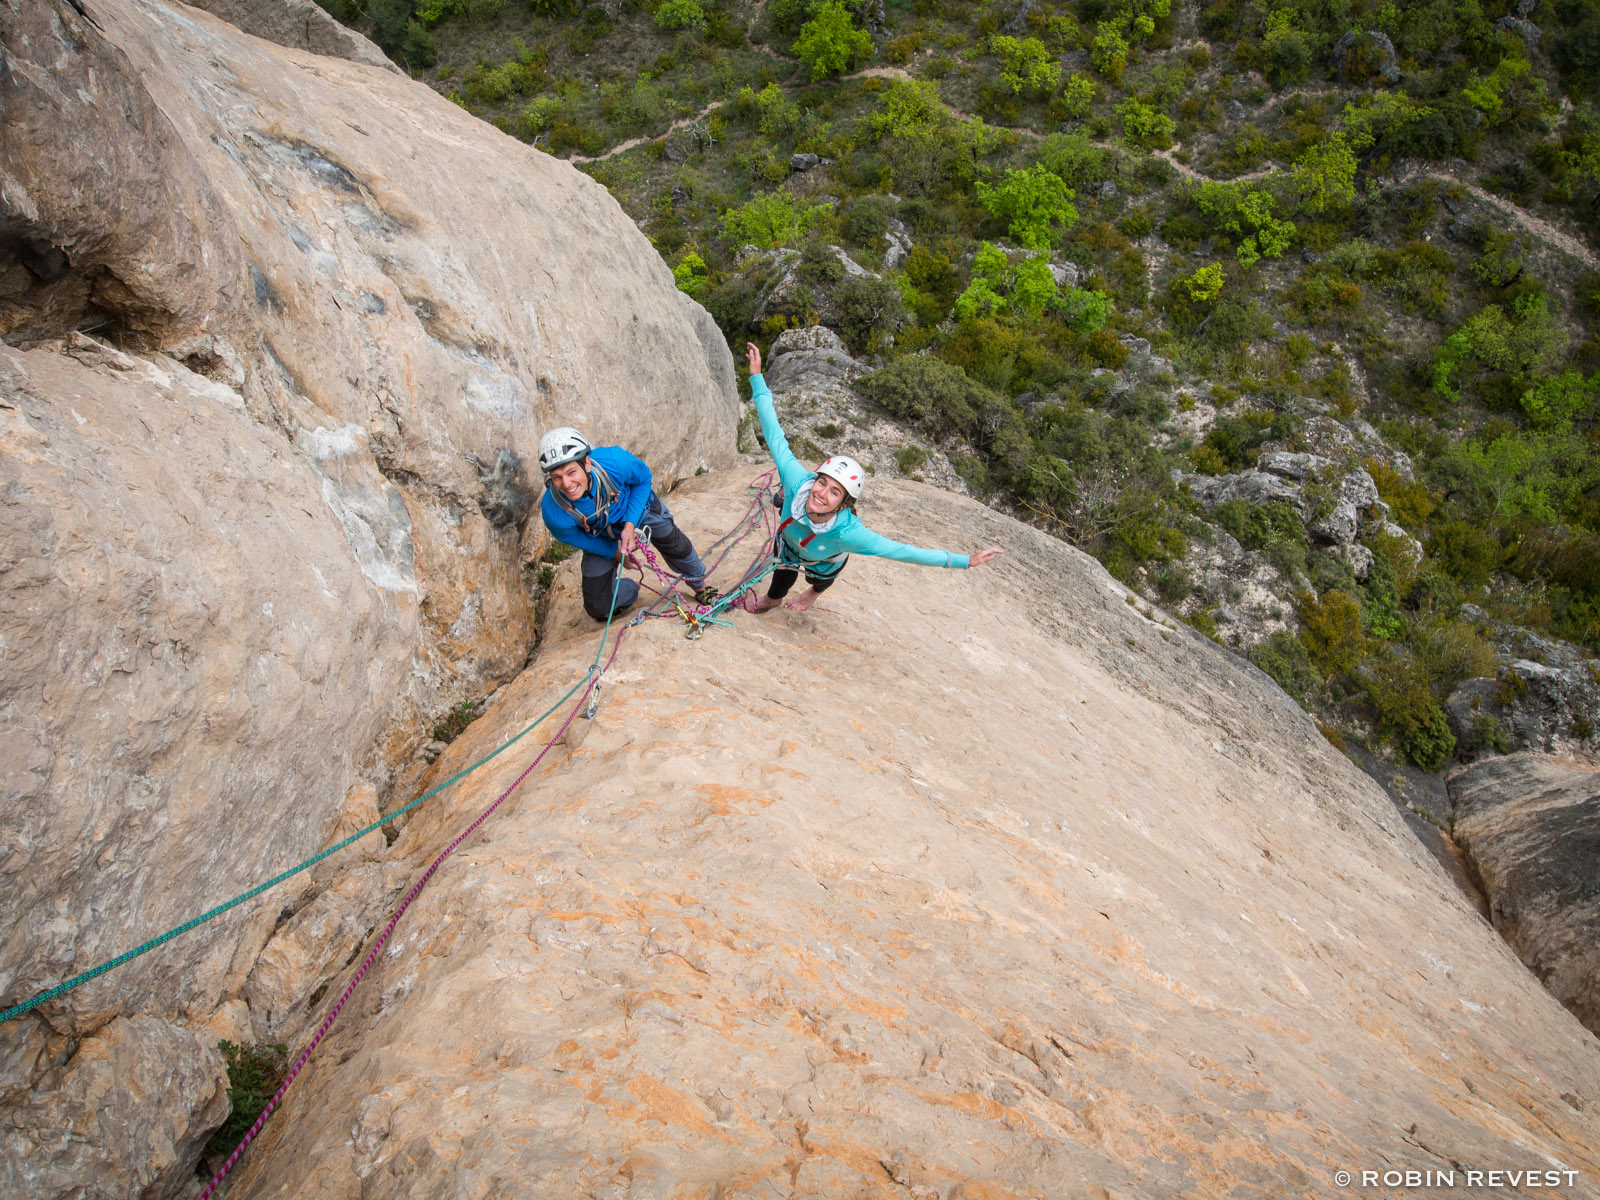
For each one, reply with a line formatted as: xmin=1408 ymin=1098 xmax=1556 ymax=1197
xmin=580 ymin=493 xmax=707 ymax=621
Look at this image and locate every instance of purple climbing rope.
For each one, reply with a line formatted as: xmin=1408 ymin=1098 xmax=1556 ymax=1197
xmin=196 ymin=471 xmax=780 ymax=1196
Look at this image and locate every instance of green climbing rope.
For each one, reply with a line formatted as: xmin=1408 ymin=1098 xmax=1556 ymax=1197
xmin=0 ymin=573 xmax=632 ymax=1027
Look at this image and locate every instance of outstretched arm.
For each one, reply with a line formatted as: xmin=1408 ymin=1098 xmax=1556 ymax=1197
xmin=840 ymin=525 xmax=1006 ymax=569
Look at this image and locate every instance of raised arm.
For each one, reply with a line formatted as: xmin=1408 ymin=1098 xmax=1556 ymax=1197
xmin=746 ymin=342 xmax=812 ymax=496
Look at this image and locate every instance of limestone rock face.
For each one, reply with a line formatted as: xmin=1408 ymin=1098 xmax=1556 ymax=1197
xmin=2 ymin=0 xmax=734 ymax=1189
xmin=1450 ymin=753 xmax=1600 ymax=1036
xmin=181 ymin=0 xmax=396 ymax=70
xmin=0 ymin=1014 xmax=230 ymax=1200
xmin=0 ymin=340 xmax=411 ymax=1034
xmin=229 ymin=472 xmax=1599 ymax=1199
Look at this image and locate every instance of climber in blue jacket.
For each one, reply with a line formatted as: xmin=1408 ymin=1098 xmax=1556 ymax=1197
xmin=538 ymin=428 xmax=718 ymax=621
xmin=745 ymin=343 xmax=1004 ymax=612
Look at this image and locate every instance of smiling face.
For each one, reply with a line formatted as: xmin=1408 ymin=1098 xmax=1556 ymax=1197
xmin=548 ymin=460 xmax=589 ymax=501
xmin=807 ymin=472 xmax=847 ymax=517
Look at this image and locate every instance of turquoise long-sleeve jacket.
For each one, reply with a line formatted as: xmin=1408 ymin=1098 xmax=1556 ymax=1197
xmin=750 ymin=372 xmax=970 ymax=570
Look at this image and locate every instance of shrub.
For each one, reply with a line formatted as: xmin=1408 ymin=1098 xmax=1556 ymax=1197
xmin=1412 ymin=614 xmax=1499 ymax=691
xmin=1363 ymin=647 xmax=1457 ymax=771
xmin=894 ymin=444 xmax=930 ymax=474
xmin=206 ymin=1042 xmax=289 ymax=1156
xmin=1365 ymin=459 xmax=1436 ymax=530
xmin=655 ymin=0 xmax=705 ymax=30
xmin=1035 ymin=132 xmax=1110 ymax=189
xmin=856 ymin=355 xmax=1000 ymax=438
xmin=1250 ymin=630 xmax=1324 ymax=709
xmin=1299 ymin=589 xmax=1368 ymax=678
xmin=835 ymin=275 xmax=905 ymax=354
xmin=843 ymin=194 xmax=895 ymax=249
xmin=1213 ymin=498 xmax=1309 ymax=580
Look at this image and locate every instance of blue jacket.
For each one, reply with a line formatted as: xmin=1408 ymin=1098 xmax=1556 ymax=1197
xmin=751 ymin=373 xmax=969 ymax=570
xmin=539 ymin=445 xmax=653 ymax=557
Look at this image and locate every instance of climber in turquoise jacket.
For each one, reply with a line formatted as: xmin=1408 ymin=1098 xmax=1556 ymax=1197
xmin=745 ymin=342 xmax=1004 ymax=612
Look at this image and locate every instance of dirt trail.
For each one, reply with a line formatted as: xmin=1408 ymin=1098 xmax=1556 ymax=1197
xmin=1151 ymin=147 xmax=1599 ymax=271
xmin=1403 ymin=168 xmax=1600 ymax=271
xmin=1152 ymin=145 xmax=1273 ymax=185
xmin=570 ymin=63 xmax=921 ymax=165
xmin=572 ymin=61 xmax=1600 ymax=272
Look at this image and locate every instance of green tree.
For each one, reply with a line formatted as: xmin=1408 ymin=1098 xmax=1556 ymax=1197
xmin=992 ymin=35 xmax=1061 ymax=95
xmin=672 ymin=251 xmax=709 ymax=297
xmin=1060 ymin=73 xmax=1096 ymax=118
xmin=975 ymin=164 xmax=1079 ymax=250
xmin=720 ymin=193 xmax=831 ymax=248
xmin=1293 ymin=133 xmax=1357 ymax=215
xmin=1520 ymin=372 xmax=1599 ymax=430
xmin=1195 ymin=181 xmax=1296 ymax=266
xmin=1090 ymin=21 xmax=1130 ymax=81
xmin=953 ymin=242 xmax=1013 ymax=320
xmin=1181 ymin=263 xmax=1225 ymax=301
xmin=654 ymin=0 xmax=705 ymax=30
xmin=794 ymin=1 xmax=873 ymax=81
xmin=1117 ymin=97 xmax=1175 ymax=149
xmin=753 ymin=82 xmax=802 ymax=137
xmin=1460 ymin=434 xmax=1557 ymax=521
xmin=1432 ymin=294 xmax=1568 ymax=403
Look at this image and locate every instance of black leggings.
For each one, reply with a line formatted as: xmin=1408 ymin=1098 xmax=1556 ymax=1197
xmin=767 ymin=536 xmax=847 ymax=600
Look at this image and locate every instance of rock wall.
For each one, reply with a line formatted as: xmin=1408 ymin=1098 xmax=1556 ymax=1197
xmin=181 ymin=0 xmax=397 ymax=71
xmin=1 ymin=0 xmax=735 ymax=1190
xmin=227 ymin=470 xmax=1600 ymax=1199
xmin=1450 ymin=753 xmax=1600 ymax=1037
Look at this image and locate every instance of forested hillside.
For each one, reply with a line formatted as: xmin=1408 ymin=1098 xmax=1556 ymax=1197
xmin=319 ymin=0 xmax=1599 ymax=779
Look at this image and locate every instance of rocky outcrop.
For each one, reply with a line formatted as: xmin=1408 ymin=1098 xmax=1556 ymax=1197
xmin=0 ymin=1014 xmax=230 ymax=1200
xmin=765 ymin=325 xmax=971 ymax=494
xmin=1450 ymin=754 xmax=1600 ymax=1035
xmin=224 ymin=470 xmax=1600 ymax=1198
xmin=1445 ymin=608 xmax=1600 ymax=760
xmin=182 ymin=0 xmax=397 ymax=70
xmin=1332 ymin=29 xmax=1402 ymax=86
xmin=2 ymin=0 xmax=735 ymax=1190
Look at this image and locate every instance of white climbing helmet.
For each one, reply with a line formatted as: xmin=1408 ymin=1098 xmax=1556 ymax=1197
xmin=815 ymin=454 xmax=865 ymax=500
xmin=539 ymin=427 xmax=591 ymax=474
